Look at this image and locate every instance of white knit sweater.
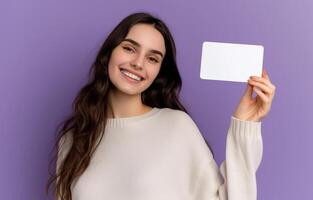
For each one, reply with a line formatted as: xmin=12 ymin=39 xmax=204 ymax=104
xmin=56 ymin=107 xmax=263 ymax=200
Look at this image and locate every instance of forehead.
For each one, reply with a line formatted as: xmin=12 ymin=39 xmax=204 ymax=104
xmin=124 ymin=24 xmax=166 ymax=54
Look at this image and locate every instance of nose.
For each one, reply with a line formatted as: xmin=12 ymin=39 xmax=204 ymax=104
xmin=130 ymin=54 xmax=144 ymax=69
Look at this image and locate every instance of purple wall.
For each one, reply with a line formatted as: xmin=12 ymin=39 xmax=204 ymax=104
xmin=1 ymin=0 xmax=312 ymax=199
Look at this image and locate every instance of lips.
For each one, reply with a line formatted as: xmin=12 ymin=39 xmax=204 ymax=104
xmin=119 ymin=67 xmax=145 ymax=80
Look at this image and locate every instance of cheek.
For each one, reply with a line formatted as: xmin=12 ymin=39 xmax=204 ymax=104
xmin=108 ymin=51 xmax=119 ymax=69
xmin=146 ymin=66 xmax=161 ymax=82
xmin=107 ymin=57 xmax=121 ymax=84
xmin=107 ymin=59 xmax=115 ymax=80
xmin=107 ymin=50 xmax=124 ymax=77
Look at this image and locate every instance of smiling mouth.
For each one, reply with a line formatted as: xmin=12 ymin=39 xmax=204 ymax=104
xmin=120 ymin=68 xmax=144 ymax=82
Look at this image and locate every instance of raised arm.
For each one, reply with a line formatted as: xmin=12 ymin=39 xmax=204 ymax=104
xmin=193 ymin=116 xmax=262 ymax=200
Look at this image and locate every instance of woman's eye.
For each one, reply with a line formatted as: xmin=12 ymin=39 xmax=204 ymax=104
xmin=148 ymin=57 xmax=159 ymax=63
xmin=123 ymin=46 xmax=134 ymax=53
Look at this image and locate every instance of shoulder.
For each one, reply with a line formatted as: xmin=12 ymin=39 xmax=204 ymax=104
xmin=158 ymin=108 xmax=205 ymax=144
xmin=159 ymin=107 xmax=214 ymax=160
xmin=158 ymin=107 xmax=199 ymax=130
xmin=158 ymin=107 xmax=194 ymax=123
xmin=58 ymin=130 xmax=73 ymax=160
xmin=56 ymin=129 xmax=73 ymax=172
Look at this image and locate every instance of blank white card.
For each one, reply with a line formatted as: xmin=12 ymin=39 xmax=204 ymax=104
xmin=200 ymin=41 xmax=264 ymax=83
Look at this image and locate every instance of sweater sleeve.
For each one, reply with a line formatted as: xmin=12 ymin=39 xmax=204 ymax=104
xmin=193 ymin=116 xmax=263 ymax=200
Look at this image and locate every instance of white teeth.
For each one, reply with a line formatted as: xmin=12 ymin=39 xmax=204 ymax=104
xmin=121 ymin=69 xmax=142 ymax=81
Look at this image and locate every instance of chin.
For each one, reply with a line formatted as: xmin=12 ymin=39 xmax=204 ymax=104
xmin=114 ymin=85 xmax=145 ymax=96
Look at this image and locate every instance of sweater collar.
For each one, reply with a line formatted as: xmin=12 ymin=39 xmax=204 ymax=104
xmin=106 ymin=107 xmax=160 ymax=128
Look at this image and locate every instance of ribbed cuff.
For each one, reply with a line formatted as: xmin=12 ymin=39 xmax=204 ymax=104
xmin=230 ymin=116 xmax=262 ymax=136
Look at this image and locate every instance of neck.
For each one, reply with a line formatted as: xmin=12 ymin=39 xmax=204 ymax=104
xmin=107 ymin=88 xmax=152 ymax=118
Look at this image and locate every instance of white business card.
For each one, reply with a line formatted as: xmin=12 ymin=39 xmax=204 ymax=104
xmin=200 ymin=41 xmax=264 ymax=82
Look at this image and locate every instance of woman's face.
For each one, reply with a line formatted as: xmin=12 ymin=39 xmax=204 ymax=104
xmin=108 ymin=23 xmax=166 ymax=95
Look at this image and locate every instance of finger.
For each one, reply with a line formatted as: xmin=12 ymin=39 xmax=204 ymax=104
xmin=262 ymin=68 xmax=271 ymax=82
xmin=248 ymin=79 xmax=272 ymax=96
xmin=250 ymin=79 xmax=276 ymax=98
xmin=263 ymin=69 xmax=276 ymax=93
xmin=253 ymin=86 xmax=270 ymax=104
xmin=262 ymin=69 xmax=276 ymax=94
xmin=244 ymin=83 xmax=254 ymax=99
xmin=250 ymin=76 xmax=275 ymax=91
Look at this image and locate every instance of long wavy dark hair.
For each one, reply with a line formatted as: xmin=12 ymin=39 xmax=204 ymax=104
xmin=46 ymin=12 xmax=212 ymax=200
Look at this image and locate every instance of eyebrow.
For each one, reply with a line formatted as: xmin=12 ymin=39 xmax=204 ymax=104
xmin=121 ymin=38 xmax=164 ymax=58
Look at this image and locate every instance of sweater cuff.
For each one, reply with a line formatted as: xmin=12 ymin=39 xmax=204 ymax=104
xmin=230 ymin=116 xmax=262 ymax=135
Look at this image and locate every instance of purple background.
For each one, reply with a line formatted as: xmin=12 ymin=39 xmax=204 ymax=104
xmin=1 ymin=0 xmax=312 ymax=199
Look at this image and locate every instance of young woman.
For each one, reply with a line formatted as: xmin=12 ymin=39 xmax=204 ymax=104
xmin=46 ymin=12 xmax=276 ymax=200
